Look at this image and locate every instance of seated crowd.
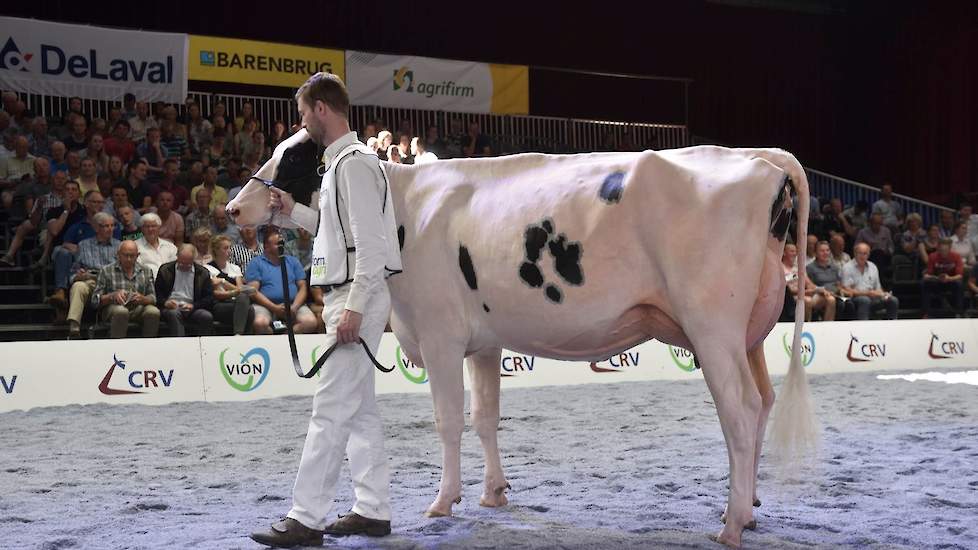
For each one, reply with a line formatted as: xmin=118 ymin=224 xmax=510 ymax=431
xmin=0 ymin=91 xmax=490 ymax=338
xmin=782 ymin=184 xmax=978 ymax=321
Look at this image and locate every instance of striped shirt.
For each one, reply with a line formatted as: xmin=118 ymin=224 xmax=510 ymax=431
xmin=184 ymin=209 xmax=215 ymax=239
xmin=74 ymin=237 xmax=121 ymax=277
xmin=229 ymin=243 xmax=263 ymax=272
xmin=31 ymin=191 xmax=64 ymax=218
xmin=161 ymin=134 xmax=188 ymax=159
xmin=92 ymin=261 xmax=157 ymax=308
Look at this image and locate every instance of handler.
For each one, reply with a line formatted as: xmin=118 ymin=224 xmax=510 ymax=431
xmin=251 ymin=72 xmax=402 ymax=548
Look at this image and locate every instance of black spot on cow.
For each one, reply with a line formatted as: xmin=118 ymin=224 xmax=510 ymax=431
xmin=769 ymin=176 xmax=794 ymax=242
xmin=519 ymin=262 xmax=544 ymax=288
xmin=599 ymin=172 xmax=625 ymax=204
xmin=483 ymin=303 xmax=491 ymax=313
xmin=545 ymin=284 xmax=562 ymax=304
xmin=547 ymin=235 xmax=584 ymax=285
xmin=458 ymin=245 xmax=478 ymax=290
xmin=397 ymin=225 xmax=406 ymax=251
xmin=274 ymin=139 xmax=322 ymax=206
xmin=541 ymin=219 xmax=554 ymax=234
xmin=524 ymin=225 xmax=549 ymax=262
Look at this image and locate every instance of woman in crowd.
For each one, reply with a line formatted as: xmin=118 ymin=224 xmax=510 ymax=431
xmin=782 ymin=242 xmax=823 ymax=321
xmin=203 ymin=129 xmax=230 ymax=172
xmin=269 ymin=120 xmax=288 ymax=150
xmin=81 ymin=133 xmax=109 ymax=172
xmin=207 ymin=234 xmax=255 ymax=335
xmin=919 ymin=223 xmax=942 ymax=263
xmin=192 ymin=227 xmax=214 ymax=264
xmin=106 ymin=155 xmax=126 ymax=185
xmin=951 ymin=221 xmax=976 ymax=269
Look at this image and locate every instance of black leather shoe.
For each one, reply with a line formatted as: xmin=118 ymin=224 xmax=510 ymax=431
xmin=250 ymin=518 xmax=324 ymax=548
xmin=324 ymin=512 xmax=391 ymax=537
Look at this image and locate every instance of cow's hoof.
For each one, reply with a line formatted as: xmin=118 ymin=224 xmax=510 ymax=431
xmin=425 ymin=496 xmax=462 ymax=517
xmin=479 ymin=483 xmax=511 ymax=508
xmin=754 ymin=498 xmax=761 ymax=507
xmin=709 ymin=528 xmax=742 ymax=549
xmin=720 ymin=511 xmax=756 ymax=530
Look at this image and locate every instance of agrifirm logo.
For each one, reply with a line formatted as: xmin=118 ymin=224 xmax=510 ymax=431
xmin=219 ymin=347 xmax=270 ymax=392
xmin=393 ymin=66 xmax=475 ymax=99
xmin=846 ymin=334 xmax=886 ymax=363
xmin=500 ymin=354 xmax=535 ymax=377
xmin=781 ymin=331 xmax=816 ymax=367
xmin=589 ymin=351 xmax=640 ymax=373
xmin=0 ymin=374 xmax=16 ymax=394
xmin=669 ymin=346 xmax=697 ymax=373
xmin=1 ymin=37 xmax=174 ymax=83
xmin=394 ymin=346 xmax=427 ymax=384
xmin=928 ymin=332 xmax=966 ymax=360
xmin=98 ymin=354 xmax=174 ymax=396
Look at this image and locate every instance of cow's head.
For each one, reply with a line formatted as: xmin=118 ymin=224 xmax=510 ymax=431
xmin=226 ymin=128 xmax=322 ymax=227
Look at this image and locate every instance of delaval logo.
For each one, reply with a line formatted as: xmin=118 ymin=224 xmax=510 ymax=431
xmin=98 ymin=354 xmax=174 ymax=395
xmin=500 ymin=354 xmax=535 ymax=377
xmin=0 ymin=374 xmax=16 ymax=394
xmin=928 ymin=332 xmax=966 ymax=360
xmin=0 ymin=37 xmax=174 ymax=83
xmin=394 ymin=346 xmax=427 ymax=384
xmin=589 ymin=352 xmax=640 ymax=373
xmin=220 ymin=347 xmax=270 ymax=392
xmin=846 ymin=334 xmax=886 ymax=363
xmin=781 ymin=331 xmax=816 ymax=367
xmin=393 ymin=65 xmax=475 ymax=99
xmin=669 ymin=346 xmax=697 ymax=372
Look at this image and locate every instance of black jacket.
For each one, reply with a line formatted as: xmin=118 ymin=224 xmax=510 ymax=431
xmin=155 ymin=261 xmax=215 ymax=311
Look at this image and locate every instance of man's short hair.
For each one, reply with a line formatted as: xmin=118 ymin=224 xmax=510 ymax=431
xmin=938 ymin=238 xmax=953 ymax=247
xmin=128 ymin=159 xmax=145 ymax=171
xmin=83 ymin=190 xmax=102 ymax=201
xmin=64 ymin=180 xmax=80 ymax=191
xmin=93 ymin=212 xmax=114 ymax=226
xmin=294 ymin=72 xmax=349 ymax=118
xmin=140 ymin=212 xmax=162 ymax=226
xmin=262 ymin=227 xmax=281 ymax=245
xmin=110 ymin=183 xmax=129 ymax=196
xmin=177 ymin=243 xmax=196 ymax=257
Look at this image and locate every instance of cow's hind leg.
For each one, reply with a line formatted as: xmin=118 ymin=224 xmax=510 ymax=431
xmin=747 ymin=343 xmax=774 ymax=508
xmin=420 ymin=337 xmax=467 ymax=518
xmin=691 ymin=333 xmax=761 ymax=549
xmin=467 ymin=347 xmax=510 ymax=507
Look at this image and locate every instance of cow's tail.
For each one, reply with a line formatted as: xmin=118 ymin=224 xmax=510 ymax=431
xmin=765 ymin=151 xmax=819 ymax=470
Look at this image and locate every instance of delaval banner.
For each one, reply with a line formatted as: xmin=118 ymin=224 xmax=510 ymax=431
xmin=0 ymin=17 xmax=188 ymax=102
xmin=345 ymin=50 xmax=528 ymax=114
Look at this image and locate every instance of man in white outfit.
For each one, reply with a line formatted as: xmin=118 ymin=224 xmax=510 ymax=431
xmin=251 ymin=73 xmax=402 ymax=548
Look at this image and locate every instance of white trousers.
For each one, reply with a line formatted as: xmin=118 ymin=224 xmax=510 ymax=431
xmin=287 ymin=284 xmax=392 ymax=529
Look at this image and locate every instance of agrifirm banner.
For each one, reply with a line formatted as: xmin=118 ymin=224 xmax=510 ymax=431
xmin=0 ymin=17 xmax=187 ymax=102
xmin=189 ymin=35 xmax=345 ymax=88
xmin=345 ymin=50 xmax=528 ymax=114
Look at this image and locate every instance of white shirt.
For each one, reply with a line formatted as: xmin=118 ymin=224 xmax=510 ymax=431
xmin=205 ymin=260 xmax=243 ymax=280
xmin=413 ymin=151 xmax=438 ymax=165
xmin=841 ymin=259 xmax=882 ymax=292
xmin=135 ymin=236 xmax=178 ymax=277
xmin=950 ymin=234 xmax=976 ymax=265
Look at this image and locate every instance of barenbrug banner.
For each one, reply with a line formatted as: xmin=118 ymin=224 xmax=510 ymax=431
xmin=0 ymin=17 xmax=188 ymax=103
xmin=345 ymin=51 xmax=528 ymax=115
xmin=189 ymin=35 xmax=345 ymax=88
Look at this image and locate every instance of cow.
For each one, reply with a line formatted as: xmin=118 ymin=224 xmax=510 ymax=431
xmin=227 ymin=129 xmax=816 ymax=548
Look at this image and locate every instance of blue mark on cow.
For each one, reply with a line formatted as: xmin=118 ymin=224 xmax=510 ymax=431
xmin=599 ymin=172 xmax=625 ymax=204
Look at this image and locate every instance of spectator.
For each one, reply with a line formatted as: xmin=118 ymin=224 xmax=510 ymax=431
xmin=245 ymin=230 xmax=317 ymax=335
xmin=828 ymin=233 xmax=851 ymax=272
xmin=938 ymin=209 xmax=956 ymax=239
xmin=804 ymin=234 xmax=818 ymax=266
xmin=153 ymin=190 xmax=184 ymax=245
xmin=203 ymin=129 xmax=229 ymax=171
xmin=961 ymin=204 xmax=978 ymax=241
xmin=782 ymin=242 xmax=819 ymax=322
xmin=121 ymin=93 xmax=137 ymax=120
xmin=122 ymin=159 xmax=152 ymax=214
xmin=269 ymin=120 xmax=288 ymax=150
xmin=211 ymin=102 xmax=230 ymax=128
xmin=252 ymin=130 xmax=271 ymax=164
xmin=80 ymin=133 xmax=109 ymax=172
xmin=185 ymin=187 xmax=214 ymax=238
xmin=898 ymin=212 xmax=926 ymax=260
xmin=103 ymin=120 xmax=136 ymax=164
xmin=411 ymin=136 xmax=438 ymax=164
xmin=135 ymin=212 xmax=178 ymax=277
xmin=0 ymin=136 xmax=36 ymax=199
xmin=93 ymin=240 xmax=160 ymax=338
xmin=76 ymin=158 xmax=100 ymax=197
xmin=950 ymin=221 xmax=976 ymax=269
xmin=156 ymin=243 xmax=215 ymax=336
xmin=361 ymin=123 xmax=377 ymax=144
xmin=229 ymin=225 xmax=263 ymax=271
xmin=968 ymin=264 xmax=978 ymax=310
xmin=160 ymin=120 xmax=190 ymax=161
xmin=397 ymin=134 xmax=412 ymax=164
xmin=841 ymin=242 xmax=899 ymax=320
xmin=48 ymin=141 xmax=68 ymax=175
xmin=386 ymin=144 xmax=402 ymax=164
xmin=65 ymin=151 xmax=82 ymax=181
xmin=106 ymin=106 xmax=123 ymax=133
xmin=207 ymin=234 xmax=255 ymax=335
xmin=855 ymin=212 xmax=894 ymax=271
xmin=0 ymin=168 xmax=67 ymax=267
xmin=376 ymin=130 xmax=392 ymax=161
xmin=921 ymin=238 xmax=964 ymax=318
xmin=106 ymin=155 xmax=127 ymax=185
xmin=104 ymin=184 xmax=135 ymax=223
xmin=842 ymin=199 xmax=869 ymax=234
xmin=424 ymin=124 xmax=446 ymax=158
xmin=118 ymin=206 xmax=142 ymax=241
xmin=445 ymin=118 xmax=464 ymax=158
xmin=128 ymin=101 xmax=158 ymax=142
xmin=366 ymin=137 xmax=379 ymax=153
xmin=149 ymin=159 xmax=189 ymax=214
xmin=872 ymin=183 xmax=903 ymax=232
xmin=27 ymin=116 xmax=53 ymax=158
xmin=65 ymin=213 xmax=121 ymax=337
xmin=805 ymin=241 xmax=840 ymax=321
xmin=920 ymin=223 xmax=942 ymax=262
xmin=37 ymin=179 xmax=83 ymax=269
xmin=191 ymin=166 xmax=229 ymax=210
xmin=62 ymin=115 xmax=88 ymax=152
xmin=48 ymin=190 xmax=113 ymax=309
xmin=463 ymin=121 xmax=491 ymax=157
xmin=234 ymin=101 xmax=256 ymax=133
xmin=186 ymin=103 xmax=213 ymax=155
xmin=137 ymin=127 xmax=166 ymax=181
xmin=60 ymin=96 xmax=88 ymax=127
xmin=4 ymin=157 xmax=50 ymax=218
xmin=227 ymin=167 xmax=252 ymax=200
xmin=211 ymin=204 xmax=240 ymax=244
xmin=190 ymin=226 xmax=213 ymax=263
xmin=217 ymin=157 xmax=242 ymax=189
xmin=234 ymin=118 xmax=257 ymax=159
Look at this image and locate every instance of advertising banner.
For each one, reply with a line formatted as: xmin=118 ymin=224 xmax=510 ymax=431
xmin=345 ymin=50 xmax=528 ymax=114
xmin=188 ymin=35 xmax=344 ymax=88
xmin=0 ymin=17 xmax=188 ymax=102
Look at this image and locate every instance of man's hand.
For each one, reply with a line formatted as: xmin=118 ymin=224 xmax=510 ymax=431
xmin=337 ymin=309 xmax=362 ymax=345
xmin=113 ymin=290 xmax=128 ymax=305
xmin=74 ymin=269 xmax=92 ymax=282
xmin=164 ymin=299 xmax=178 ymax=310
xmin=179 ymin=302 xmax=193 ymax=312
xmin=939 ymin=273 xmax=948 ymax=282
xmin=268 ymin=188 xmax=295 ymax=217
xmin=272 ymin=303 xmax=287 ymax=319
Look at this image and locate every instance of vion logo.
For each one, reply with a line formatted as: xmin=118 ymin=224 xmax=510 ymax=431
xmin=782 ymin=331 xmax=816 ymax=367
xmin=393 ymin=65 xmax=475 ymax=99
xmin=501 ymin=354 xmax=535 ymax=377
xmin=394 ymin=346 xmax=427 ymax=384
xmin=846 ymin=334 xmax=886 ymax=363
xmin=98 ymin=354 xmax=174 ymax=395
xmin=220 ymin=347 xmax=270 ymax=392
xmin=589 ymin=352 xmax=640 ymax=373
xmin=928 ymin=332 xmax=966 ymax=359
xmin=0 ymin=37 xmax=174 ymax=83
xmin=0 ymin=375 xmax=16 ymax=394
xmin=669 ymin=346 xmax=698 ymax=372
xmin=0 ymin=38 xmax=31 ymax=72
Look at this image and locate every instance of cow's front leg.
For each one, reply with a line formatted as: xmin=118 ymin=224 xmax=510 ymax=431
xmin=421 ymin=339 xmax=466 ymax=517
xmin=467 ymin=347 xmax=510 ymax=507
